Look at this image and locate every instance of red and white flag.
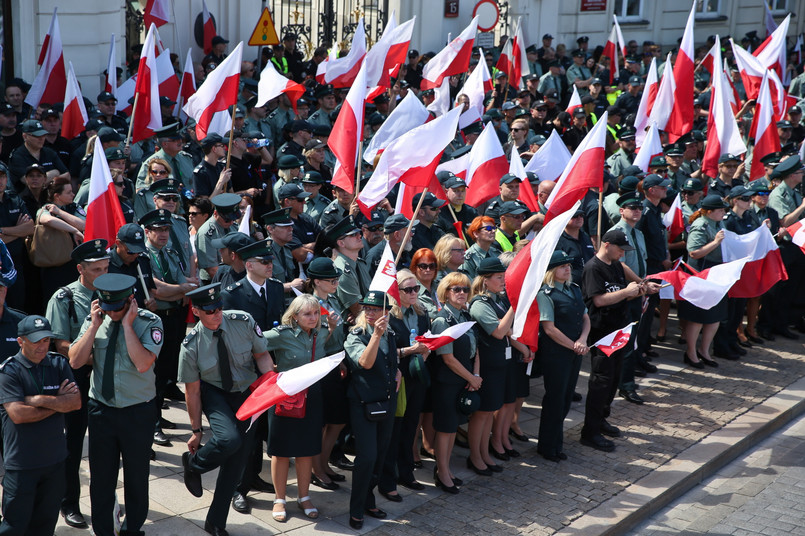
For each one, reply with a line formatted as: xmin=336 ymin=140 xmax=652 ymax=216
xmin=202 ymin=0 xmax=216 ymax=55
xmin=236 ymin=352 xmax=346 ymax=422
xmin=732 ymin=39 xmax=786 ymax=119
xmin=26 ymin=8 xmax=67 ymax=109
xmin=544 ymin=111 xmax=608 ymax=224
xmin=116 ymin=74 xmax=137 ymax=117
xmin=496 ymin=17 xmax=528 ymax=88
xmin=329 ymin=61 xmax=367 ymax=194
xmin=427 ymin=78 xmax=452 ymax=117
xmin=665 ymin=1 xmax=696 ymax=141
xmin=364 ymin=91 xmax=430 ymax=163
xmin=174 ymin=50 xmax=197 ymax=120
xmin=457 ymin=48 xmax=492 ymax=128
xmin=465 ymin=122 xmax=510 ymax=207
xmin=421 ymin=17 xmax=478 ymax=90
xmin=416 ymin=322 xmax=476 ymax=351
xmin=721 ymin=225 xmax=787 ymax=298
xmin=601 ymin=17 xmax=626 ymax=84
xmin=633 ymin=121 xmax=663 ymax=173
xmin=787 ymin=218 xmax=805 ymax=254
xmin=105 ymin=35 xmax=117 ymax=96
xmin=130 ymin=24 xmax=162 ymax=143
xmin=593 ymin=322 xmax=637 ymax=357
xmin=365 ymin=14 xmax=415 ymax=96
xmin=507 ymin=202 xmax=581 ymax=351
xmin=565 ymin=85 xmax=582 ymax=115
xmin=62 ymin=62 xmax=88 ymax=140
xmin=749 ymin=71 xmax=781 ymax=181
xmin=524 ymin=129 xmax=572 ymax=182
xmin=509 ymin=146 xmax=540 ymax=212
xmin=368 ymin=242 xmax=401 ymax=303
xmin=184 ymin=42 xmax=243 ymax=140
xmin=156 ymin=48 xmax=180 ymax=103
xmin=634 ymin=57 xmax=659 ymax=147
xmin=651 ymin=257 xmax=749 ymax=310
xmin=85 ymin=137 xmax=126 ymax=244
xmin=256 ymin=60 xmax=305 ymax=112
xmin=647 ymin=52 xmax=676 ymax=132
xmin=700 ymin=41 xmax=718 ymax=76
xmin=317 ymin=20 xmax=367 ymax=88
xmin=662 ymin=193 xmax=686 ymax=241
xmin=143 ymin=0 xmax=171 ymax=28
xmin=754 ymin=14 xmax=790 ymax=79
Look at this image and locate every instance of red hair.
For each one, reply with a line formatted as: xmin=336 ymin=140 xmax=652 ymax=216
xmin=468 ymin=215 xmax=495 ymax=239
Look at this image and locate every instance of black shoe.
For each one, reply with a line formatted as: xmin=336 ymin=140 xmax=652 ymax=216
xmin=159 ymin=417 xmax=177 ymax=430
xmin=619 ymin=389 xmax=644 ymax=404
xmin=466 ymin=457 xmax=493 ymax=476
xmin=452 ymin=475 xmax=463 ymax=486
xmin=557 ymin=452 xmax=568 ymax=461
xmin=580 ymin=434 xmax=615 ymax=452
xmin=398 ymin=479 xmax=426 ymax=491
xmin=639 ymin=361 xmax=658 ymax=373
xmin=655 ymin=334 xmax=666 ymax=342
xmin=746 ymin=333 xmax=764 ymax=344
xmin=508 ymin=428 xmax=530 ymax=442
xmin=365 ymin=507 xmax=387 ymax=519
xmin=149 ymin=448 xmax=156 ymax=461
xmin=165 ymin=384 xmax=185 ymax=401
xmin=204 ymin=520 xmax=229 ymax=536
xmin=250 ymin=476 xmax=275 ymax=493
xmin=697 ymin=351 xmax=719 ymax=367
xmin=153 ymin=430 xmax=171 ymax=447
xmin=434 ymin=473 xmax=460 ymax=494
xmin=325 ymin=471 xmax=346 ymax=482
xmin=729 ymin=344 xmax=747 ymax=356
xmin=61 ymin=508 xmax=88 ymax=529
xmin=331 ymin=455 xmax=355 ymax=470
xmin=684 ymin=352 xmax=705 ymax=369
xmin=486 ymin=463 xmax=502 ymax=473
xmin=379 ymin=489 xmax=402 ymax=502
xmin=775 ymin=327 xmax=799 ymax=340
xmin=738 ymin=339 xmax=753 ymax=348
xmin=505 ymin=447 xmax=520 ymax=458
xmin=349 ymin=517 xmax=364 ymax=530
xmin=600 ymin=421 xmax=621 ymax=438
xmin=644 ymin=349 xmax=659 ymax=358
xmin=757 ymin=328 xmax=775 ymax=341
xmin=539 ymin=451 xmax=561 ymax=462
xmin=634 ymin=368 xmax=647 ymax=377
xmin=572 ymin=392 xmax=582 ymax=402
xmin=182 ymin=452 xmax=203 ymax=497
xmin=419 ymin=447 xmax=435 ymax=459
xmin=311 ymin=474 xmax=339 ymax=490
xmin=231 ymin=492 xmax=250 ymax=514
xmin=490 ymin=448 xmax=510 ymax=461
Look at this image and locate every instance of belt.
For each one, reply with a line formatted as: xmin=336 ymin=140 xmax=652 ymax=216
xmin=157 ymin=306 xmax=183 ymax=317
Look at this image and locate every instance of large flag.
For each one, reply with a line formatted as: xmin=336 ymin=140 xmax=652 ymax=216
xmin=496 ymin=17 xmax=528 ymax=88
xmin=416 ymin=322 xmax=476 ymax=351
xmin=85 ymin=137 xmax=126 ymax=244
xmin=26 ymin=8 xmax=67 ymax=108
xmin=130 ymin=24 xmax=162 ymax=143
xmin=368 ymin=242 xmax=400 ymax=303
xmin=593 ymin=322 xmax=637 ymax=357
xmin=457 ymin=48 xmax=492 ymax=128
xmin=509 ymin=146 xmax=540 ymax=212
xmin=763 ymin=1 xmax=779 ymax=37
xmin=507 ymin=202 xmax=580 ymax=351
xmin=634 ymin=57 xmax=659 ymax=147
xmin=650 ymin=257 xmax=749 ymax=310
xmin=633 ymin=122 xmax=663 ymax=173
xmin=601 ymin=18 xmax=626 ymax=84
xmin=665 ymin=2 xmax=696 ymax=140
xmin=721 ymin=225 xmax=787 ymax=298
xmin=236 ymin=352 xmax=346 ymax=422
xmin=662 ymin=193 xmax=686 ymax=241
xmin=174 ymin=50 xmax=197 ymax=120
xmin=427 ymin=78 xmax=452 ymax=117
xmin=329 ymin=61 xmax=367 ymax=194
xmin=144 ymin=0 xmax=171 ymax=28
xmin=544 ymin=111 xmax=608 ymax=224
xmin=788 ymin=218 xmax=805 ymax=254
xmin=364 ymin=91 xmax=430 ymax=163
xmin=62 ymin=62 xmax=88 ymax=140
xmin=183 ymin=42 xmax=243 ymax=140
xmin=202 ymin=0 xmax=215 ymax=55
xmin=317 ymin=20 xmax=367 ymax=88
xmin=365 ymin=15 xmax=415 ymax=94
xmin=116 ymin=74 xmax=137 ymax=117
xmin=256 ymin=60 xmax=305 ymax=112
xmin=565 ymin=85 xmax=582 ymax=115
xmin=156 ymin=48 xmax=181 ymax=103
xmin=749 ymin=71 xmax=781 ymax=181
xmin=105 ymin=35 xmax=117 ymax=96
xmin=421 ymin=17 xmax=478 ymax=90
xmin=731 ymin=39 xmax=786 ymax=119
xmin=465 ymin=122 xmax=510 ymax=207
xmin=524 ymin=129 xmax=572 ymax=181
xmin=754 ymin=14 xmax=790 ymax=78
xmin=647 ymin=52 xmax=675 ymax=132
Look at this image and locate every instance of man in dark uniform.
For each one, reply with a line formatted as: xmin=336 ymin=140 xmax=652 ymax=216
xmin=211 ymin=232 xmax=254 ymax=290
xmin=411 ymin=192 xmax=446 ymax=252
xmin=556 ymin=209 xmax=596 ymax=283
xmin=41 ymin=107 xmax=73 ymax=168
xmin=263 ymin=208 xmax=305 ymax=294
xmin=202 ymin=35 xmax=229 ymax=69
xmin=44 ymin=239 xmax=110 ymax=528
xmin=320 ymin=185 xmax=357 ymax=229
xmin=196 ymin=193 xmax=241 ymax=283
xmin=437 ymin=173 xmax=478 ymax=238
xmin=0 ymin=277 xmax=25 ymax=359
xmin=0 ymin=315 xmax=80 ymax=535
xmin=278 ymin=182 xmax=322 ymax=250
xmin=8 ymin=120 xmax=70 ymax=191
xmin=277 ymin=120 xmax=312 ymax=161
xmin=709 ymin=153 xmax=742 ymax=198
xmin=193 ymin=133 xmax=231 ymax=198
xmin=108 ymin=224 xmax=158 ymax=310
xmin=482 ymin=173 xmax=532 ymax=226
xmin=491 ymin=201 xmax=527 ymax=254
xmin=360 ymin=211 xmax=386 ymax=259
xmin=366 ymin=214 xmax=414 ymax=275
xmin=95 ymin=91 xmax=129 ymax=132
xmin=68 ymin=274 xmax=163 ymax=536
xmin=330 ymin=217 xmax=372 ymax=321
xmin=179 ymin=283 xmax=274 ymax=536
xmin=614 ymin=76 xmax=643 ymax=116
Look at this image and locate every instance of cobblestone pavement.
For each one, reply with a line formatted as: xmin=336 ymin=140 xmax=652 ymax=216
xmin=42 ymin=317 xmax=805 ymax=535
xmin=632 ymin=411 xmax=805 ymax=535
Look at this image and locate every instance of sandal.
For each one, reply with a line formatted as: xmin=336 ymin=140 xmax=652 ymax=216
xmin=297 ymin=496 xmax=319 ymax=519
xmin=272 ymin=498 xmax=287 ymax=522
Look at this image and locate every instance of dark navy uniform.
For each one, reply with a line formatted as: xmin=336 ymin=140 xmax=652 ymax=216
xmin=221 ymin=277 xmax=284 ymax=331
xmin=319 ymin=199 xmax=350 ymax=229
xmin=194 ymin=160 xmax=227 ymax=198
xmin=108 ymin=249 xmax=157 ymax=309
xmin=292 ymin=211 xmax=323 ymax=245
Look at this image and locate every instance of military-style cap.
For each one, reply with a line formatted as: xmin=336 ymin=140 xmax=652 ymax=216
xmin=315 ymin=84 xmax=335 ymax=99
xmin=444 ymin=175 xmax=467 ymax=190
xmin=543 ymin=33 xmax=554 ymax=40
xmin=278 ymin=182 xmax=311 ymax=200
xmin=618 ymin=126 xmax=636 ymax=140
xmin=759 ymin=152 xmax=781 ymax=166
xmin=617 ymin=191 xmax=644 ymax=208
xmin=499 ymin=173 xmax=521 ymax=185
xmin=159 ymin=95 xmax=177 ymax=108
xmin=501 ymin=101 xmax=517 ymax=111
xmin=304 ymin=138 xmax=326 ymax=151
xmin=139 ymin=208 xmax=173 ymax=229
xmin=436 ymin=170 xmax=457 ymax=184
xmin=457 ymin=389 xmax=480 ymax=415
xmin=71 ymin=239 xmax=110 ymax=263
xmin=664 ymin=143 xmax=685 ymax=156
xmin=421 ymin=88 xmax=435 ymax=97
xmin=367 ymin=112 xmax=386 ymax=127
xmin=307 ymin=257 xmax=342 ymax=279
xmin=41 ymin=108 xmax=59 ymax=119
xmin=236 ymin=238 xmax=274 ymax=261
xmin=210 ymin=193 xmax=242 ymax=213
xmin=499 ymin=201 xmax=528 ymax=216
xmin=628 ymin=75 xmax=642 ymax=86
xmin=0 ymin=163 xmax=10 ymax=177
xmin=602 ymin=229 xmax=634 ymax=251
xmin=525 ymin=44 xmax=539 ymax=54
xmin=97 ymin=126 xmax=123 ymax=143
xmin=678 ymin=177 xmax=701 ymax=192
xmin=117 ymin=223 xmax=147 ymax=254
xmin=412 ymin=192 xmax=446 ymax=211
xmin=24 ymin=163 xmax=47 ymax=176
xmin=384 ymin=214 xmax=411 ymax=233
xmin=649 ymin=155 xmax=667 ymax=168
xmin=577 ymin=36 xmax=589 ymax=43
xmin=643 ymin=174 xmax=671 ymax=188
xmin=200 ymin=133 xmax=224 ymax=149
xmin=154 ymin=122 xmax=182 ymax=139
xmin=325 ymin=216 xmax=360 ymax=241
xmin=211 ymin=231 xmax=253 ymax=251
xmin=718 ymin=153 xmax=741 ymax=164
xmin=212 ymin=35 xmax=229 ymax=45
xmin=234 ymin=105 xmax=246 ymax=119
xmin=85 ymin=118 xmax=105 ymax=132
xmin=619 ymin=176 xmax=640 ymax=191
xmin=242 ymin=78 xmax=258 ymax=90
xmin=547 ymin=249 xmax=575 ymax=270
xmin=187 ymin=283 xmax=223 ymax=311
xmin=461 ymin=121 xmax=484 ymax=136
xmin=0 ymin=103 xmax=14 ymax=115
xmin=727 ymin=185 xmax=752 ymax=198
xmin=105 ymin=147 xmax=126 ymax=161
xmin=277 ymin=154 xmax=303 ymax=169
xmin=495 ymin=71 xmax=508 ymax=80
xmin=359 ymin=290 xmax=392 ymax=308
xmin=477 ymin=257 xmax=506 ymax=275
xmin=485 ymin=108 xmax=504 ymax=120
xmin=301 ymin=170 xmax=324 ymax=184
xmin=777 ymin=120 xmax=793 ymax=129
xmin=771 ymin=155 xmax=804 ymax=180
xmin=262 ymin=207 xmax=293 ymax=226
xmin=529 ymin=134 xmax=547 ymax=146
xmin=97 ymin=91 xmax=117 ymax=103
xmin=18 ymin=315 xmax=56 ymax=342
xmin=701 ymin=194 xmax=730 ymax=210
xmin=21 ymin=120 xmax=47 ymax=136
xmin=289 ymin=120 xmax=312 ymax=133
xmin=789 ymin=105 xmax=802 ymax=115
xmin=150 ymin=178 xmax=180 ymax=196
xmin=363 ymin=210 xmax=385 ymax=228
xmin=748 ymin=179 xmax=771 ymax=193
xmin=591 ymin=77 xmax=604 ymax=85
xmin=94 ymin=273 xmax=137 ymax=311
xmin=571 ymin=48 xmax=585 ymax=57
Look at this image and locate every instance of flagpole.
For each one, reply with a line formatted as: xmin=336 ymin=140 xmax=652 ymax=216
xmin=596 ymin=188 xmax=603 ymax=248
xmin=395 ymin=187 xmax=428 ymax=267
xmin=226 ymin=105 xmax=236 ymax=169
xmin=125 ymin=93 xmax=140 ymax=149
xmin=447 ymin=204 xmax=470 ymax=248
xmin=354 ymin=139 xmax=365 ymax=197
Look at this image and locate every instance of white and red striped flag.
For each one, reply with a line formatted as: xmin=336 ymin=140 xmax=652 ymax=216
xmin=317 ymin=20 xmax=367 ymax=88
xmin=633 ymin=121 xmax=663 ymax=173
xmin=105 ymin=34 xmax=117 ymax=96
xmin=457 ymin=47 xmax=492 ymax=128
xmin=787 ymin=218 xmax=805 ymax=254
xmin=62 ymin=62 xmax=88 ymax=140
xmin=329 ymin=61 xmax=367 ymax=193
xmin=732 ymin=39 xmax=786 ymax=119
xmin=421 ymin=17 xmax=478 ymax=90
xmin=416 ymin=322 xmax=476 ymax=351
xmin=593 ymin=322 xmax=637 ymax=357
xmin=143 ymin=0 xmax=171 ymax=28
xmin=156 ymin=48 xmax=180 ymax=103
xmin=183 ymin=42 xmax=243 ymax=140
xmin=721 ymin=225 xmax=787 ymax=298
xmin=647 ymin=52 xmax=676 ymax=133
xmin=749 ymin=71 xmax=781 ymax=181
xmin=256 ymin=60 xmax=305 ymax=113
xmin=26 ymin=8 xmax=67 ymax=109
xmin=465 ymin=122 xmax=510 ymax=207
xmin=634 ymin=57 xmax=659 ymax=147
xmin=131 ymin=24 xmax=162 ymax=143
xmin=174 ymin=50 xmax=197 ymax=120
xmin=651 ymin=257 xmax=749 ymax=310
xmin=85 ymin=137 xmax=126 ymax=244
xmin=601 ymin=17 xmax=626 ymax=84
xmin=202 ymin=0 xmax=216 ymax=55
xmin=662 ymin=193 xmax=686 ymax=241
xmin=368 ymin=242 xmax=400 ymax=303
xmin=665 ymin=1 xmax=696 ymax=141
xmin=754 ymin=14 xmax=790 ymax=79
xmin=524 ymin=129 xmax=572 ymax=182
xmin=116 ymin=74 xmax=137 ymax=117
xmin=496 ymin=17 xmax=528 ymax=88
xmin=509 ymin=145 xmax=540 ymax=212
xmin=366 ymin=14 xmax=415 ymax=99
xmin=363 ymin=91 xmax=430 ymax=163
xmin=565 ymin=85 xmax=582 ymax=115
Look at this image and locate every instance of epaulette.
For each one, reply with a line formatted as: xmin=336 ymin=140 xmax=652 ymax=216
xmin=463 ymin=250 xmax=474 ymax=261
xmin=226 ymin=312 xmax=250 ymax=322
xmin=182 ymin=329 xmax=198 ymax=345
xmin=275 ymin=325 xmax=292 ymax=331
xmin=268 ymin=110 xmax=279 ymax=118
xmin=206 ymin=225 xmax=216 ymax=236
xmin=56 ymin=288 xmax=68 ymax=299
xmin=350 ymin=327 xmax=364 ymax=335
xmin=323 ymin=205 xmax=338 ymax=213
xmin=267 ymin=277 xmax=282 ymax=284
xmin=138 ymin=309 xmax=159 ymax=320
xmin=194 ymin=163 xmax=204 ymax=173
xmin=225 ymin=281 xmax=242 ymax=292
xmin=0 ymin=355 xmax=15 ymax=371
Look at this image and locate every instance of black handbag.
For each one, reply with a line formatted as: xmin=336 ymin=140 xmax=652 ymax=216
xmin=363 ymin=399 xmax=391 ymax=422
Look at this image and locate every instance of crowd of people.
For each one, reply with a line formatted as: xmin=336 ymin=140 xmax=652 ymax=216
xmin=0 ymin=19 xmax=803 ymax=536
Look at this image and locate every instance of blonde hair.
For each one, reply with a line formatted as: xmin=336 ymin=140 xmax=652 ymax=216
xmin=436 ymin=271 xmax=471 ymax=304
xmin=433 ymin=235 xmax=464 ymax=271
xmin=390 ymin=269 xmax=425 ymax=318
xmin=280 ymin=294 xmax=321 ymax=328
xmin=542 ymin=265 xmax=571 ymax=287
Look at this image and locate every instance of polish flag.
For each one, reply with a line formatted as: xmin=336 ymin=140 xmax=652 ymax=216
xmin=421 ymin=17 xmax=478 ymax=90
xmin=749 ymin=72 xmax=781 ymax=181
xmin=174 ymin=50 xmax=197 ymax=120
xmin=256 ymin=60 xmax=305 ymax=112
xmin=507 ymin=202 xmax=580 ymax=351
xmin=318 ymin=20 xmax=367 ymax=88
xmin=702 ymin=37 xmax=746 ymax=178
xmin=61 ymin=62 xmax=89 ymax=140
xmin=143 ymin=0 xmax=171 ymax=28
xmin=496 ymin=17 xmax=528 ymax=88
xmin=787 ymin=218 xmax=805 ymax=254
xmin=544 ymin=111 xmax=608 ymax=224
xmin=85 ymin=136 xmax=126 ymax=244
xmin=416 ymin=322 xmax=477 ymax=351
xmin=130 ymin=24 xmax=163 ymax=143
xmin=26 ymin=8 xmax=67 ymax=109
xmin=565 ymin=85 xmax=582 ymax=114
xmin=457 ymin=48 xmax=492 ymax=128
xmin=725 ymin=63 xmax=741 ymax=114
xmin=754 ymin=14 xmax=790 ymax=79
xmin=647 ymin=52 xmax=676 ymax=131
xmin=364 ymin=91 xmax=430 ymax=163
xmin=699 ymin=41 xmax=718 ymax=76
xmin=732 ymin=39 xmax=786 ymax=119
xmin=105 ymin=35 xmax=117 ymax=96
xmin=601 ymin=18 xmax=626 ymax=84
xmin=634 ymin=57 xmax=659 ymax=147
xmin=238 ymin=204 xmax=251 ymax=234
xmin=650 ymin=257 xmax=749 ymax=310
xmin=358 ymin=106 xmax=461 ymax=212
xmin=525 ymin=129 xmax=572 ymax=182
xmin=116 ymin=74 xmax=137 ymax=117
xmin=236 ymin=352 xmax=346 ymax=422
xmin=509 ymin=145 xmax=539 ymax=212
xmin=465 ymin=122 xmax=510 ymax=207
xmin=593 ymin=322 xmax=637 ymax=357
xmin=427 ymin=78 xmax=452 ymax=117
xmin=365 ymin=15 xmax=415 ymax=93
xmin=202 ymin=0 xmax=216 ymax=55
xmin=183 ymin=41 xmax=243 ymax=140
xmin=662 ymin=193 xmax=686 ymax=241
xmin=368 ymin=242 xmax=401 ymax=303
xmin=721 ymin=225 xmax=787 ymax=298
xmin=665 ymin=2 xmax=696 ymax=141
xmin=329 ymin=61 xmax=367 ymax=194
xmin=156 ymin=48 xmax=181 ymax=103
xmin=633 ymin=122 xmax=663 ymax=173
xmin=763 ymin=1 xmax=779 ymax=37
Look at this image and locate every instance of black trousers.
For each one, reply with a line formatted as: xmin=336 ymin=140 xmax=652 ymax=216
xmin=539 ymin=349 xmax=582 ymax=457
xmin=236 ymin=412 xmax=268 ymax=496
xmin=714 ymin=297 xmax=747 ymax=354
xmin=379 ymin=379 xmax=426 ymax=492
xmin=154 ymin=308 xmax=185 ymax=430
xmin=759 ymin=242 xmax=804 ymax=330
xmin=62 ymin=364 xmax=92 ymax=513
xmin=618 ymin=300 xmax=643 ymax=392
xmin=348 ymin=397 xmax=396 ymax=519
xmin=189 ymin=383 xmax=253 ymax=529
xmin=88 ymin=398 xmax=156 ymax=536
xmin=582 ymin=345 xmax=626 ymax=438
xmin=0 ymin=461 xmax=64 ymax=536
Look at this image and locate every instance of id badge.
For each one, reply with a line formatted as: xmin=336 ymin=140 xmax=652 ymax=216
xmin=505 ymin=347 xmax=512 ymax=360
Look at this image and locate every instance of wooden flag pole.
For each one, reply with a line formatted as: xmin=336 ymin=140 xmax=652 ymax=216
xmin=125 ymin=93 xmax=140 ymax=149
xmin=225 ymin=105 xmax=236 ymax=169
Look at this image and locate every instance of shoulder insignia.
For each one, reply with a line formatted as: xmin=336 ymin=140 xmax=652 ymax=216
xmin=254 ymin=323 xmax=263 ymax=337
xmin=194 ymin=163 xmax=203 ymax=172
xmin=276 ymin=324 xmax=292 ymax=331
xmin=227 ymin=312 xmax=250 ymax=321
xmin=342 ymin=264 xmax=352 ymax=274
xmin=544 ymin=287 xmax=553 ymax=295
xmin=324 ymin=206 xmax=336 ymax=213
xmin=267 ymin=277 xmax=282 ymax=284
xmin=182 ymin=328 xmax=198 ymax=345
xmin=56 ymin=289 xmax=66 ymax=299
xmin=206 ymin=226 xmax=215 ymax=236
xmin=151 ymin=327 xmax=163 ymax=344
xmin=350 ymin=327 xmax=364 ymax=335
xmin=0 ymin=356 xmax=14 ymax=371
xmin=225 ymin=282 xmax=241 ymax=292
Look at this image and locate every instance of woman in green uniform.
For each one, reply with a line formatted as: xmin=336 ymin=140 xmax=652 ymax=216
xmin=459 ymin=216 xmax=496 ymax=279
xmin=433 ymin=235 xmax=466 ymax=286
xmin=412 ymin=248 xmax=441 ymax=318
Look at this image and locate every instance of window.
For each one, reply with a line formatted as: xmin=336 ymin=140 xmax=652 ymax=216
xmin=616 ymin=0 xmax=643 ymax=20
xmin=769 ymin=0 xmax=788 ymax=12
xmin=695 ymin=0 xmax=721 ymax=17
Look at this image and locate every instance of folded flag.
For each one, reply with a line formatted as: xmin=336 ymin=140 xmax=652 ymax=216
xmin=721 ymin=225 xmax=787 ymax=298
xmin=593 ymin=322 xmax=637 ymax=357
xmin=416 ymin=321 xmax=476 ymax=351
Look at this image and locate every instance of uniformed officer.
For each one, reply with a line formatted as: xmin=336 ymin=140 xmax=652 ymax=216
xmin=606 ymin=127 xmax=637 ymax=178
xmin=329 ymin=217 xmax=372 ymax=321
xmin=135 ymin=122 xmax=195 ymax=194
xmin=0 ymin=277 xmax=25 ymax=359
xmin=266 ymin=94 xmax=298 ymax=148
xmin=437 ymin=173 xmax=479 ymax=238
xmin=44 ymin=239 xmax=109 ymax=529
xmin=193 ymin=134 xmax=231 ymax=198
xmin=302 ymin=171 xmax=331 ymax=222
xmin=140 ymin=178 xmax=194 ymax=277
xmin=0 ymin=315 xmax=80 ymax=535
xmin=710 ymin=153 xmax=743 ymax=198
xmin=603 ymin=175 xmax=639 ymax=226
xmin=68 ymin=274 xmax=163 ymax=536
xmin=262 ymin=208 xmax=305 ymax=293
xmin=320 ymin=185 xmax=355 ymax=229
xmin=308 ymin=84 xmax=336 ymax=128
xmin=273 ymin=154 xmax=305 ymax=208
xmin=210 ymin=232 xmax=254 ymax=290
xmin=365 ymin=214 xmax=414 ymax=276
xmin=277 ymin=120 xmax=311 ymax=161
xmin=179 ymin=283 xmax=274 ymax=536
xmin=614 ymin=76 xmax=643 ymax=116
xmin=278 ymin=182 xmax=323 ymax=249
xmin=410 ymin=192 xmax=446 ymax=252
xmin=566 ymin=49 xmax=593 ymax=96
xmin=482 ymin=173 xmax=531 ymax=225
xmin=108 ymin=223 xmax=158 ymax=310
xmin=196 ymin=193 xmax=242 ymax=283
xmin=492 ymin=201 xmax=527 ymax=254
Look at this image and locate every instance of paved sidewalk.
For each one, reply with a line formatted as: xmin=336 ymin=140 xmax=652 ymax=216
xmin=44 ymin=318 xmax=805 ymax=535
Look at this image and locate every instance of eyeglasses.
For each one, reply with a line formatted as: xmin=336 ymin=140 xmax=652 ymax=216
xmin=416 ymin=263 xmax=436 ymax=271
xmin=366 ymin=225 xmax=383 ymax=232
xmin=150 ymin=169 xmax=169 ymax=176
xmin=201 ymin=307 xmax=222 ymax=315
xmin=160 ymin=195 xmax=180 ymax=202
xmin=255 ymin=259 xmax=273 ymax=265
xmin=480 ymin=225 xmax=496 ymax=232
xmin=400 ymin=284 xmax=421 ymax=294
xmin=322 ymin=277 xmax=339 ymax=285
xmin=682 ymin=190 xmax=697 ymax=196
xmin=114 ymin=181 xmax=124 ymax=187
xmin=652 ymin=168 xmax=668 ymax=174
xmin=450 ymin=248 xmax=464 ymax=253
xmin=188 ymin=211 xmax=203 ymax=216
xmin=512 ymin=127 xmax=527 ymax=131
xmin=738 ymin=196 xmax=752 ymax=202
xmin=449 ymin=286 xmax=470 ymax=293
xmin=623 ymin=205 xmax=642 ymax=210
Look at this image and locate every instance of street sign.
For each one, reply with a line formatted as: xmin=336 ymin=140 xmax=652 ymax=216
xmin=473 ymin=0 xmax=500 ymax=33
xmin=248 ymin=7 xmax=280 ymax=46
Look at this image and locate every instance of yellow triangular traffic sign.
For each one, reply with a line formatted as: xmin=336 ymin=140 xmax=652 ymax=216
xmin=248 ymin=7 xmax=280 ymax=46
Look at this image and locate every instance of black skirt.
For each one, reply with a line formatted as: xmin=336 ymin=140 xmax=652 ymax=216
xmin=267 ymin=382 xmax=323 ymax=457
xmin=320 ymin=368 xmax=349 ymax=425
xmin=431 ymin=381 xmax=468 ymax=433
xmin=678 ymin=296 xmax=728 ymax=324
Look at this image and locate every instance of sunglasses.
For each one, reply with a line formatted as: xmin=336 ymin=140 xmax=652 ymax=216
xmin=449 ymin=286 xmax=470 ymax=293
xmin=480 ymin=225 xmax=496 ymax=232
xmin=114 ymin=181 xmax=125 ymax=187
xmin=652 ymin=168 xmax=668 ymax=174
xmin=255 ymin=258 xmax=273 ymax=265
xmin=366 ymin=225 xmax=383 ymax=232
xmin=201 ymin=307 xmax=222 ymax=315
xmin=150 ymin=169 xmax=169 ymax=176
xmin=188 ymin=211 xmax=203 ymax=216
xmin=159 ymin=195 xmax=180 ymax=202
xmin=416 ymin=263 xmax=436 ymax=271
xmin=754 ymin=192 xmax=770 ymax=196
xmin=738 ymin=196 xmax=752 ymax=202
xmin=682 ymin=190 xmax=698 ymax=195
xmin=512 ymin=127 xmax=527 ymax=131
xmin=400 ymin=284 xmax=421 ymax=294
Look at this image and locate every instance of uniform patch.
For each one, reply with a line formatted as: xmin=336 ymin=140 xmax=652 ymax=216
xmin=254 ymin=323 xmax=263 ymax=337
xmin=151 ymin=327 xmax=163 ymax=344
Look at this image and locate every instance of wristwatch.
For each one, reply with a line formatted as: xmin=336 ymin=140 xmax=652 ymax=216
xmin=192 ymin=427 xmax=203 ymax=434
